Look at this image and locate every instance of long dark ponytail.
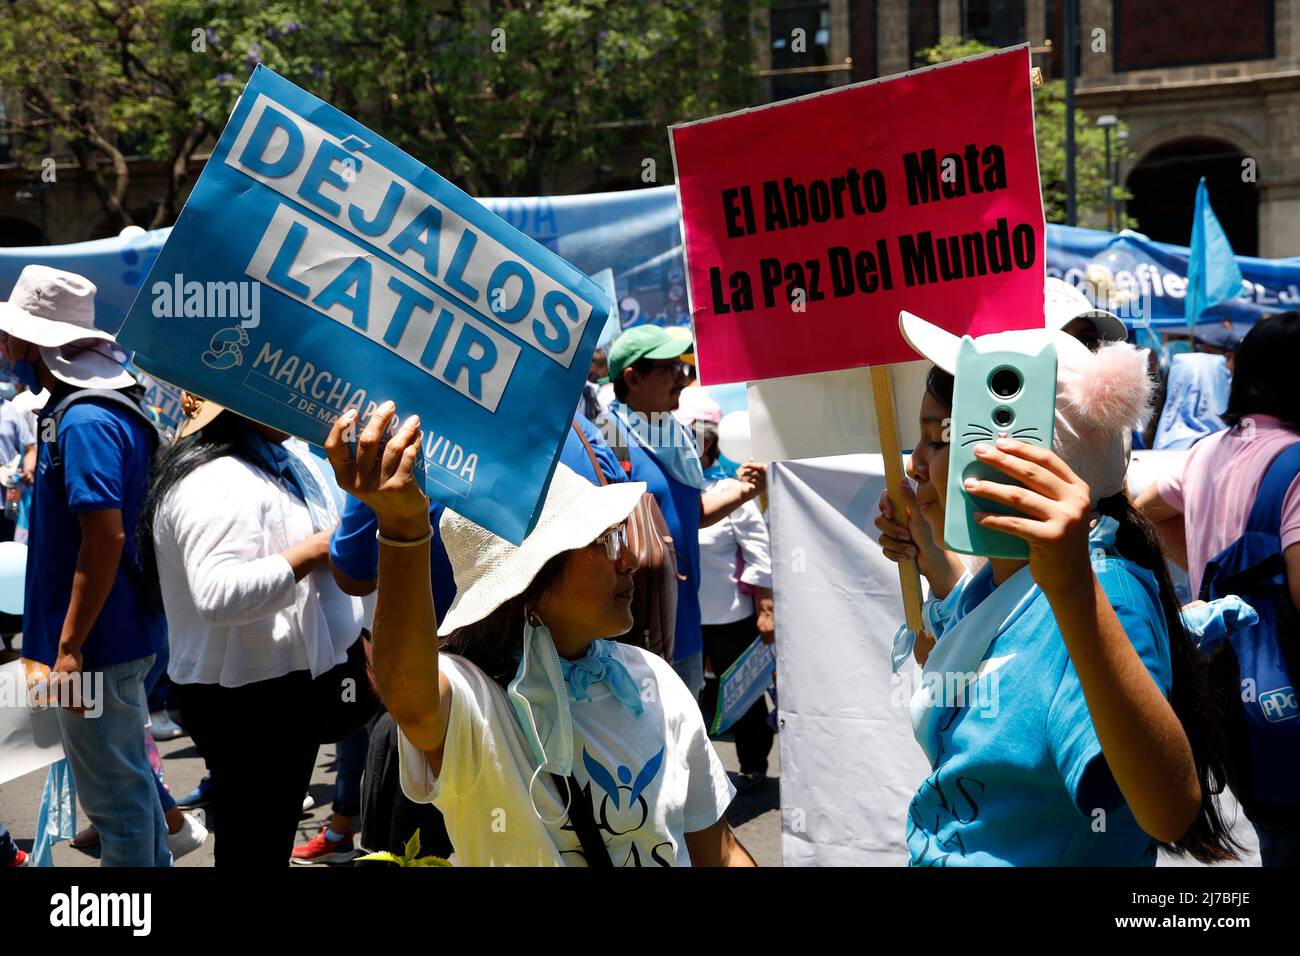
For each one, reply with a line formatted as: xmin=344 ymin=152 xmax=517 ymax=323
xmin=1096 ymin=492 xmax=1241 ymax=862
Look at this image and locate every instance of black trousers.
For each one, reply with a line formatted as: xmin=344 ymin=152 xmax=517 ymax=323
xmin=175 ymin=671 xmax=321 ymax=868
xmin=361 ymin=710 xmax=453 ymax=860
xmin=701 ymin=614 xmax=775 ymax=776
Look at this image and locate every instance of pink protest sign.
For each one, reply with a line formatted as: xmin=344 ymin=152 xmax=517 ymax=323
xmin=670 ymin=46 xmax=1045 ymax=385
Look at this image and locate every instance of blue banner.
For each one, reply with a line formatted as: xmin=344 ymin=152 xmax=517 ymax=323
xmin=709 ymin=636 xmax=776 ymax=736
xmin=1046 ymin=224 xmax=1300 ymax=328
xmin=114 ymin=66 xmax=611 ymax=543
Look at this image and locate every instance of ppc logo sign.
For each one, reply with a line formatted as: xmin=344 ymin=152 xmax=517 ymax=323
xmin=1259 ymin=686 xmax=1299 ymax=723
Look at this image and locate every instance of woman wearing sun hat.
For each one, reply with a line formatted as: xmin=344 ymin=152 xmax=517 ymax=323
xmin=872 ymin=309 xmax=1239 ymax=866
xmin=323 ymin=402 xmax=752 ymax=866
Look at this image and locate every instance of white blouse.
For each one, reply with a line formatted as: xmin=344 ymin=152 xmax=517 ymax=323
xmin=697 ymin=477 xmax=773 ymax=626
xmin=153 ymin=441 xmax=363 ymax=687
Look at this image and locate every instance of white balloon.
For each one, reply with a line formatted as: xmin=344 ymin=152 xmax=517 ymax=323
xmin=717 ymin=410 xmax=752 ymax=464
xmin=0 ymin=541 xmax=27 ymax=615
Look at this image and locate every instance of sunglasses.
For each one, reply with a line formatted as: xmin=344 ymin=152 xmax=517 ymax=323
xmin=642 ymin=360 xmax=691 ymax=378
xmin=595 ymin=524 xmax=629 ymax=562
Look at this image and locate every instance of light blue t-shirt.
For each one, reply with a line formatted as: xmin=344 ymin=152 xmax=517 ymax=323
xmin=1153 ymin=352 xmax=1231 ymax=451
xmin=907 ymin=518 xmax=1172 ymax=866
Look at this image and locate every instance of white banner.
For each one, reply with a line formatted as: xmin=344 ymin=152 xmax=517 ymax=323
xmin=0 ymin=660 xmax=64 ymax=786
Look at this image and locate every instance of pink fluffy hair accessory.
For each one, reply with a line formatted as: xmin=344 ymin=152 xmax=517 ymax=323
xmin=1063 ymin=340 xmax=1154 ymax=432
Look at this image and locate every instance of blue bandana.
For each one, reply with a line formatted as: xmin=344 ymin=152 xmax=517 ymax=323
xmin=608 ymin=399 xmax=706 ymax=489
xmin=560 ymin=639 xmax=644 ymax=716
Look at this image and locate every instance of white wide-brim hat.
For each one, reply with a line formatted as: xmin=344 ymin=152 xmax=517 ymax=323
xmin=40 ymin=339 xmax=136 ymax=390
xmin=1044 ymin=276 xmax=1127 ymax=343
xmin=899 ymin=309 xmax=1153 ymax=508
xmin=0 ymin=264 xmax=112 ymax=349
xmin=437 ymin=463 xmax=646 ymax=636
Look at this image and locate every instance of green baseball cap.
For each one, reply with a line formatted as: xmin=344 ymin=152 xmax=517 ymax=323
xmin=606 ymin=325 xmax=694 ymax=384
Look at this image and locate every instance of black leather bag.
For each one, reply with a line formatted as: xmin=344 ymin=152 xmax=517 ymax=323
xmin=311 ymin=634 xmax=381 ymax=744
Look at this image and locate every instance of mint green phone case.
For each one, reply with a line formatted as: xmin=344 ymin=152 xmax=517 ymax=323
xmin=943 ymin=336 xmax=1057 ymax=559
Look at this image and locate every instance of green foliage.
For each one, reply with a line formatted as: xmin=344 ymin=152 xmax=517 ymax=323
xmin=0 ymin=0 xmax=761 ymax=232
xmin=914 ymin=37 xmax=1134 ymax=228
xmin=355 ymin=828 xmax=452 ymax=867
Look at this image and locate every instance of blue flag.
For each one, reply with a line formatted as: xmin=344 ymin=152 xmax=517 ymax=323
xmin=117 ymin=66 xmax=611 ymax=544
xmin=1185 ymin=177 xmax=1244 ymax=325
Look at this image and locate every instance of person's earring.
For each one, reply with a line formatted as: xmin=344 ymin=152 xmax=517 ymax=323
xmin=526 ymin=607 xmax=542 ymax=627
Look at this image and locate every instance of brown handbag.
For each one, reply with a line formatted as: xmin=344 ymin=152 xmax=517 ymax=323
xmin=573 ymin=418 xmax=681 ymax=662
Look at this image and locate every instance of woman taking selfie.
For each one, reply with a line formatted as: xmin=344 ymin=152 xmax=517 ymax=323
xmin=324 ymin=402 xmax=752 ymax=866
xmin=874 ymin=312 xmax=1237 ymax=866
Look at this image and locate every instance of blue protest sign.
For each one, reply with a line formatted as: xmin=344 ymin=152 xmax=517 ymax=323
xmin=116 ymin=66 xmax=611 ymax=543
xmin=134 ymin=371 xmax=185 ymax=436
xmin=709 ymin=636 xmax=776 ymax=735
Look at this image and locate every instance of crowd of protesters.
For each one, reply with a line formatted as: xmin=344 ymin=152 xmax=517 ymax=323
xmin=1 ymin=262 xmax=1296 ymax=868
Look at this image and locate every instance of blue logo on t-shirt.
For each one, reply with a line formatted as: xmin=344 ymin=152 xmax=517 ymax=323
xmin=1260 ymin=686 xmax=1298 ymax=723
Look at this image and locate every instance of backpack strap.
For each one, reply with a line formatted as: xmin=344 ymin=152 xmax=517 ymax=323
xmin=572 ymin=418 xmax=608 ymax=488
xmin=42 ymin=387 xmax=163 ymax=471
xmin=594 ymin=410 xmax=634 ymax=476
xmin=549 ymin=773 xmax=612 ymax=868
xmin=39 ymin=386 xmax=166 ymax=613
xmin=1243 ymin=441 xmax=1300 ymax=538
xmin=1201 ymin=440 xmax=1300 ymax=601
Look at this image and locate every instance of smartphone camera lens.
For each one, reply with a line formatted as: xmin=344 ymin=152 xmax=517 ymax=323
xmin=989 ymin=367 xmax=1022 ymax=399
xmin=993 ymin=406 xmax=1015 ymax=428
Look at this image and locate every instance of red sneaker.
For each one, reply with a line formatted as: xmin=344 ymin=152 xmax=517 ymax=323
xmin=3 ymin=848 xmax=29 ymax=868
xmin=291 ymin=827 xmax=357 ymax=865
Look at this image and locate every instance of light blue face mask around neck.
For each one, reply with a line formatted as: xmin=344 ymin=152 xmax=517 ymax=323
xmin=508 ymin=620 xmax=576 ymax=825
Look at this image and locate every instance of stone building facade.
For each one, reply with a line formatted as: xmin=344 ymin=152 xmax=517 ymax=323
xmin=756 ymin=0 xmax=1297 ymax=257
xmin=2 ymin=1 xmax=1295 ymax=257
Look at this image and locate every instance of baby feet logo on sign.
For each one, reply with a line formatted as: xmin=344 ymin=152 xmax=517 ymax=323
xmin=118 ymin=66 xmax=611 ymax=543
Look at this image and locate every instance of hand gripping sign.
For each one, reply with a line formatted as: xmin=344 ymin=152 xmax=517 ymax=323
xmin=119 ymin=66 xmax=610 ymax=543
xmin=670 ymin=46 xmax=1046 ymax=632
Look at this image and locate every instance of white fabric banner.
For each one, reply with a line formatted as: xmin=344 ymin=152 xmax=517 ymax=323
xmin=769 ymin=455 xmax=930 ymax=865
xmin=0 ymin=659 xmax=64 ymax=786
xmin=769 ymin=452 xmax=1261 ymax=866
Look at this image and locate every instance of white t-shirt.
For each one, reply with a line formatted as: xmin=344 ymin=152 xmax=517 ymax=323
xmin=397 ymin=643 xmax=736 ymax=866
xmin=153 ymin=443 xmax=363 ymax=687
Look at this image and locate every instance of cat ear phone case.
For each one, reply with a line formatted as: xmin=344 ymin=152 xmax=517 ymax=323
xmin=944 ymin=336 xmax=1057 ymax=560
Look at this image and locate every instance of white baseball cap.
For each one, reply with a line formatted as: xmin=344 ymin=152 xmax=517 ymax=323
xmin=899 ymin=309 xmax=1153 ymax=508
xmin=1045 ymin=277 xmax=1127 ymax=343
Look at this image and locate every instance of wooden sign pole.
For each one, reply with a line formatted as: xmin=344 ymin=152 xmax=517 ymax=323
xmin=869 ymin=363 xmax=925 ymax=634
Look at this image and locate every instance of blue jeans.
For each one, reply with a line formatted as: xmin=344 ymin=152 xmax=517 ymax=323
xmin=56 ymin=655 xmax=171 ymax=867
xmin=333 ymin=724 xmax=370 ymax=818
xmin=672 ymin=651 xmax=704 ymax=701
xmin=0 ymin=818 xmax=16 ymax=864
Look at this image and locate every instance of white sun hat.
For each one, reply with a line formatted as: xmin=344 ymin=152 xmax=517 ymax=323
xmin=0 ymin=265 xmax=114 ymax=349
xmin=1044 ymin=276 xmax=1127 ymax=343
xmin=899 ymin=309 xmax=1153 ymax=508
xmin=437 ymin=463 xmax=646 ymax=636
xmin=40 ymin=338 xmax=136 ymax=390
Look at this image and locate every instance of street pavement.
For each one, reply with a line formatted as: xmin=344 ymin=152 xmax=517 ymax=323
xmin=0 ymin=717 xmax=782 ymax=868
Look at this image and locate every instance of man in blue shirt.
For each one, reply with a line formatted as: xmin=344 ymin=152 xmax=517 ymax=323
xmin=0 ymin=265 xmax=169 ymax=867
xmin=604 ymin=326 xmax=765 ymax=699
